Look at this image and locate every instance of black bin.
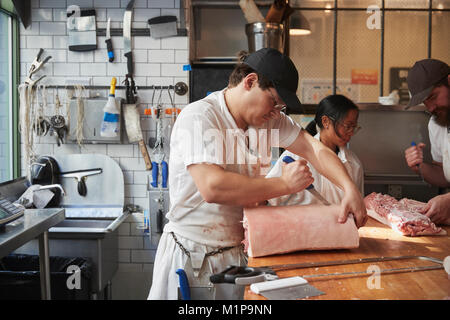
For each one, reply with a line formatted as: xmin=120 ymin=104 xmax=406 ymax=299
xmin=0 ymin=254 xmax=92 ymax=300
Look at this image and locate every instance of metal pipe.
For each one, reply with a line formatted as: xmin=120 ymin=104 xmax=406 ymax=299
xmin=332 ymin=0 xmax=337 ymax=95
xmin=38 ymin=231 xmax=51 ymax=300
xmin=428 ymin=0 xmax=432 ymax=58
xmin=380 ymin=0 xmax=385 ymax=97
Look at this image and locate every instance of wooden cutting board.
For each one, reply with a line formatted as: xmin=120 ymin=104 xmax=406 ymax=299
xmin=244 ymin=218 xmax=450 ymax=300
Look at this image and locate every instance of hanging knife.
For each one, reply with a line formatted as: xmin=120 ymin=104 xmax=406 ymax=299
xmin=105 ymin=17 xmax=114 ymax=62
xmin=123 ymin=0 xmax=135 ymax=77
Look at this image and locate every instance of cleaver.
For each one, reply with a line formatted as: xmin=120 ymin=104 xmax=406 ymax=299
xmin=123 ymin=0 xmax=152 ymax=171
xmin=123 ymin=102 xmax=152 ymax=171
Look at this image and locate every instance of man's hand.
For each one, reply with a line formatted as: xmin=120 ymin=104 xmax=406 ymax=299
xmin=420 ymin=193 xmax=450 ymax=225
xmin=280 ymin=159 xmax=314 ymax=194
xmin=405 ymin=143 xmax=425 ymax=173
xmin=338 ymin=186 xmax=368 ymax=228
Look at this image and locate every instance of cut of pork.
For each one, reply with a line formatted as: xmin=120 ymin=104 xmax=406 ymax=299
xmin=242 ymin=205 xmax=359 ymax=258
xmin=364 ymin=192 xmax=446 ymax=236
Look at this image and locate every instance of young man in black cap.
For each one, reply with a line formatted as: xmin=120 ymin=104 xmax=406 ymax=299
xmin=148 ymin=48 xmax=367 ymax=300
xmin=404 ymin=58 xmax=450 ymax=225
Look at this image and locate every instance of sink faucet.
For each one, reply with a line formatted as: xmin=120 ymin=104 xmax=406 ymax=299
xmin=38 ymin=184 xmax=66 ymax=196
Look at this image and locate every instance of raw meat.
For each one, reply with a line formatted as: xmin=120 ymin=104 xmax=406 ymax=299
xmin=364 ymin=192 xmax=446 ymax=236
xmin=242 ymin=205 xmax=359 ymax=258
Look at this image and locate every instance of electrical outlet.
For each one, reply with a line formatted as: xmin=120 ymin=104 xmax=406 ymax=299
xmin=388 ymin=185 xmax=402 ymax=199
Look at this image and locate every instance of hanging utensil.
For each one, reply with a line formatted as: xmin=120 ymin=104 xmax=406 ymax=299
xmin=105 ymin=17 xmax=114 ymax=62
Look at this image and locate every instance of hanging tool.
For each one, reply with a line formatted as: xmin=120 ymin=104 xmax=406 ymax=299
xmin=25 ymin=48 xmax=52 ymax=87
xmin=60 ymin=168 xmax=102 ymax=196
xmin=282 ymin=155 xmax=330 ymax=205
xmin=176 ymin=269 xmax=191 ymax=300
xmin=161 ymin=161 xmax=168 ymax=188
xmin=148 ymin=15 xmax=178 ymax=39
xmin=67 ymin=8 xmax=97 ymax=51
xmin=100 ymin=77 xmax=120 ymax=137
xmin=123 ymin=0 xmax=135 ymax=78
xmin=122 ymin=0 xmax=151 ymax=170
xmin=151 ymin=161 xmax=159 ymax=188
xmin=51 ymin=91 xmax=68 ymax=147
xmin=105 ymin=17 xmax=115 ymax=62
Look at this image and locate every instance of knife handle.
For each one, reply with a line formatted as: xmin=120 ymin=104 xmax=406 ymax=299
xmin=124 ymin=51 xmax=133 ymax=76
xmin=283 ymin=156 xmax=315 ymax=190
xmin=138 ymin=139 xmax=152 ymax=170
xmin=105 ymin=38 xmax=114 ymax=62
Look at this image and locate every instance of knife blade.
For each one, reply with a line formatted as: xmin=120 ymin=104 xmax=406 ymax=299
xmin=105 ymin=17 xmax=114 ymax=62
xmin=306 ymin=185 xmax=331 ymax=205
xmin=123 ymin=0 xmax=134 ymax=77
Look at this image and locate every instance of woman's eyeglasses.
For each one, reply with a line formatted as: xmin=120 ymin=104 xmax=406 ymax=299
xmin=328 ymin=116 xmax=362 ymax=135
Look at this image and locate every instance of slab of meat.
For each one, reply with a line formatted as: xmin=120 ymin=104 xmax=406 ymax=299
xmin=364 ymin=192 xmax=446 ymax=236
xmin=242 ymin=205 xmax=359 ymax=258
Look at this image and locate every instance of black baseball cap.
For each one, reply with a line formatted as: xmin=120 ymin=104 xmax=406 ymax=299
xmin=406 ymin=59 xmax=450 ymax=108
xmin=243 ymin=48 xmax=302 ymax=111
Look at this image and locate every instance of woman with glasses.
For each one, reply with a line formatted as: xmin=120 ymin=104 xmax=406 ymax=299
xmin=266 ymin=94 xmax=364 ymax=206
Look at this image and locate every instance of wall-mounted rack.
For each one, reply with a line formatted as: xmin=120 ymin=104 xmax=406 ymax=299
xmin=43 ymin=81 xmax=189 ymax=96
xmin=96 ymin=28 xmax=188 ymax=37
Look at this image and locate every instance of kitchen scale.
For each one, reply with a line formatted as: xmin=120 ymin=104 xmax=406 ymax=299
xmin=0 ymin=196 xmax=25 ymax=228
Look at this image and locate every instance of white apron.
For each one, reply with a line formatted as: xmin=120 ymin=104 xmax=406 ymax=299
xmin=443 ymin=126 xmax=450 ymax=183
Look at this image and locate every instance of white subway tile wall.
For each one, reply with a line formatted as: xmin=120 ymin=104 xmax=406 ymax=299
xmin=19 ymin=0 xmax=188 ymax=282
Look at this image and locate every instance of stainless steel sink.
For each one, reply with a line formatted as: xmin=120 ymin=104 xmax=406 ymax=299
xmin=14 ymin=212 xmax=130 ymax=299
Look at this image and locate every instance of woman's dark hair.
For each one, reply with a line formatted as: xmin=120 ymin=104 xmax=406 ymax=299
xmin=305 ymin=94 xmax=359 ymax=137
xmin=228 ymin=50 xmax=273 ymax=89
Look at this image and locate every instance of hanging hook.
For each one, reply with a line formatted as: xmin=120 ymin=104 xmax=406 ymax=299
xmin=167 ymin=86 xmax=174 ymax=108
xmin=151 ymin=86 xmax=156 ymax=107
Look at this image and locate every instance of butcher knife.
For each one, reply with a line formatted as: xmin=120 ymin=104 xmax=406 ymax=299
xmin=123 ymin=0 xmax=134 ymax=77
xmin=282 ymin=156 xmax=330 ymax=205
xmin=105 ymin=17 xmax=114 ymax=62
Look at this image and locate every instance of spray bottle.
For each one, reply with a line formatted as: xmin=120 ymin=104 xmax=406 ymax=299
xmin=100 ymin=77 xmax=119 ymax=137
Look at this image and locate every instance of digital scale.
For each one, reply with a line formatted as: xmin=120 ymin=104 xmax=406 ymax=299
xmin=0 ymin=196 xmax=25 ymax=227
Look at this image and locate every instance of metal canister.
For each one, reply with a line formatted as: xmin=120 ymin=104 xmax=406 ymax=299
xmin=245 ymin=22 xmax=285 ymax=53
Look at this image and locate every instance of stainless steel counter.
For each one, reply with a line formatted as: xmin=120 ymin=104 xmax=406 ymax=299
xmin=0 ymin=208 xmax=65 ymax=300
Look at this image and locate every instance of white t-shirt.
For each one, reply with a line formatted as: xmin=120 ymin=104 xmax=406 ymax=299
xmin=428 ymin=117 xmax=450 ymax=182
xmin=165 ymin=89 xmax=301 ymax=247
xmin=266 ymin=132 xmax=364 ymax=206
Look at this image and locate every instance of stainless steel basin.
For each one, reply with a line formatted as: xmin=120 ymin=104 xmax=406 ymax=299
xmin=14 ymin=212 xmax=130 ymax=299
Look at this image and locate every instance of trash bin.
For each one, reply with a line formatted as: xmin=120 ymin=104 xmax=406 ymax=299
xmin=0 ymin=254 xmax=92 ymax=300
xmin=245 ymin=22 xmax=285 ymax=53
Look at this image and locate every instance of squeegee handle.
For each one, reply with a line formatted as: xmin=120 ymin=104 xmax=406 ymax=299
xmin=161 ymin=161 xmax=168 ymax=188
xmin=151 ymin=162 xmax=158 ymax=188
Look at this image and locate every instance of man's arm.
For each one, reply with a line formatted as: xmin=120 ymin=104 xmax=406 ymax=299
xmin=418 ymin=161 xmax=450 ymax=187
xmin=187 ymin=159 xmax=313 ymax=207
xmin=286 ymin=130 xmax=367 ymax=228
xmin=404 ymin=143 xmax=450 ymax=187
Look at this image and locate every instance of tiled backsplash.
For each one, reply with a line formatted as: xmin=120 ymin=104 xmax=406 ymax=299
xmin=19 ymin=0 xmax=189 ymax=279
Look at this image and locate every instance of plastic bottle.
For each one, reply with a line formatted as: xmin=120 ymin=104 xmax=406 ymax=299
xmin=100 ymin=77 xmax=119 ymax=137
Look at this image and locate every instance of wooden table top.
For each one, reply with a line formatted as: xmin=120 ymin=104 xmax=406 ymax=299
xmin=244 ymin=218 xmax=450 ymax=300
